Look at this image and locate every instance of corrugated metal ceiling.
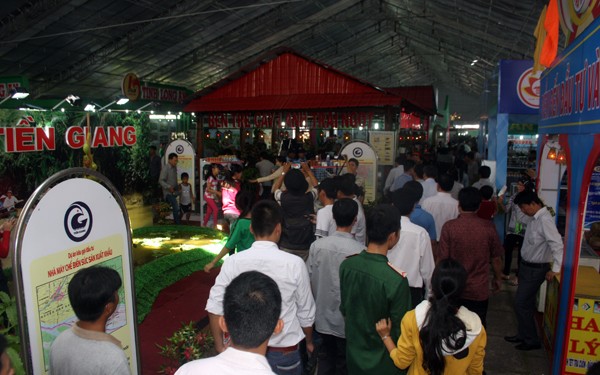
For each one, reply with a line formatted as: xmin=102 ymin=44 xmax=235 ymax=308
xmin=0 ymin=0 xmax=550 ymax=120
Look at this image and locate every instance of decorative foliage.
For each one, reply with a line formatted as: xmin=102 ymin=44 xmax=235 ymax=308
xmin=0 ymin=292 xmax=25 ymax=375
xmin=133 ymin=226 xmax=225 ymax=323
xmin=157 ymin=322 xmax=214 ymax=375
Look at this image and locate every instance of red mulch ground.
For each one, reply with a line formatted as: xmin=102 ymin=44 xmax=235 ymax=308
xmin=138 ymin=268 xmax=219 ymax=374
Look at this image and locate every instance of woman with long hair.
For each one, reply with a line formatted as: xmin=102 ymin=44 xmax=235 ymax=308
xmin=376 ymin=258 xmax=486 ymax=375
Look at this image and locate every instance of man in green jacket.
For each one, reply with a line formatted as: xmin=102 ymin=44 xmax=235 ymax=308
xmin=340 ymin=204 xmax=411 ymax=375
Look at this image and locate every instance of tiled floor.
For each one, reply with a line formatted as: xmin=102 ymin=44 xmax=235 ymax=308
xmin=485 ymin=282 xmax=551 ymax=375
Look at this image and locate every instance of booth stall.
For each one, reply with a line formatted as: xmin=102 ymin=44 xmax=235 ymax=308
xmin=537 ymin=15 xmax=600 ymax=374
xmin=184 ymin=49 xmax=435 ymax=199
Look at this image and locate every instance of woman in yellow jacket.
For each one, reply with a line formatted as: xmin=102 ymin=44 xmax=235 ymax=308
xmin=376 ymin=258 xmax=487 ymax=375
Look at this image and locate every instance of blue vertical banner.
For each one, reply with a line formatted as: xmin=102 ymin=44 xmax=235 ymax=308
xmin=498 ymin=60 xmax=542 ymax=115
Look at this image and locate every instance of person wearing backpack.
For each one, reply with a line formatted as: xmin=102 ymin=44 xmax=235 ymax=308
xmin=273 ymin=163 xmax=318 ymax=261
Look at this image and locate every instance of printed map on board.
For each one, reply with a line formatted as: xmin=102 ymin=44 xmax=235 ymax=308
xmin=36 ymin=256 xmax=127 ymax=371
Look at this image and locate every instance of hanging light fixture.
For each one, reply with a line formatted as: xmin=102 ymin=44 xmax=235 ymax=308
xmin=547 ymin=147 xmax=557 ymax=160
xmin=556 ymin=150 xmax=567 ymax=164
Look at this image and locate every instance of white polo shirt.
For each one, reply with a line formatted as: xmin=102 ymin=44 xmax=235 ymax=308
xmin=206 ymin=241 xmax=316 ymax=347
xmin=315 ymin=204 xmax=336 ymax=238
xmin=175 ymin=347 xmax=275 ymax=375
xmin=387 ymin=216 xmax=435 ymax=292
xmin=422 ymin=192 xmax=459 ymax=241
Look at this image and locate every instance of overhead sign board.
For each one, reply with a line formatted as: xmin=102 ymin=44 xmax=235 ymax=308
xmin=121 ymin=72 xmax=191 ymax=103
xmin=499 ymin=60 xmax=542 ymax=115
xmin=539 ymin=17 xmax=600 ymax=134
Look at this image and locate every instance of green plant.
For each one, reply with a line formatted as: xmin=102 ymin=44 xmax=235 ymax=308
xmin=157 ymin=321 xmax=213 ymax=375
xmin=0 ymin=292 xmax=25 ymax=375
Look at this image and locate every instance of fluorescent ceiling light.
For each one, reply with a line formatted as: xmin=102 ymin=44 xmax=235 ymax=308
xmin=84 ymin=104 xmax=96 ymax=112
xmin=116 ymin=96 xmax=129 ymax=105
xmin=11 ymin=87 xmax=29 ymax=99
xmin=149 ymin=114 xmax=177 ymax=120
xmin=454 ymin=124 xmax=480 ymax=129
xmin=471 ymin=59 xmax=478 ymax=66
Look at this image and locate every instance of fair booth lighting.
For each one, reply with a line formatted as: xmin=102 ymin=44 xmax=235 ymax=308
xmin=149 ymin=114 xmax=179 ymax=120
xmin=454 ymin=124 xmax=480 ymax=129
xmin=0 ymin=87 xmax=30 ymax=105
xmin=51 ymin=94 xmax=80 ymax=110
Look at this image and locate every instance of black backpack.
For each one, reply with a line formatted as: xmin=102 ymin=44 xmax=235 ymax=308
xmin=279 ymin=191 xmax=315 ymax=250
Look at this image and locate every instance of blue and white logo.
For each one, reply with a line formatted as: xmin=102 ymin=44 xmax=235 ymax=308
xmin=64 ymin=201 xmax=93 ymax=242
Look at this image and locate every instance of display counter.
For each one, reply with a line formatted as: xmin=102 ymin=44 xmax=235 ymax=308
xmin=544 ymin=266 xmax=600 ymax=374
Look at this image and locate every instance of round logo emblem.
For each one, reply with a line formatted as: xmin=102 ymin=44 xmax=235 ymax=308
xmin=516 ymin=68 xmax=541 ymax=109
xmin=121 ymin=73 xmax=141 ymax=101
xmin=64 ymin=201 xmax=93 ymax=242
xmin=352 ymin=147 xmax=363 ymax=158
xmin=176 ymin=145 xmax=184 ymax=154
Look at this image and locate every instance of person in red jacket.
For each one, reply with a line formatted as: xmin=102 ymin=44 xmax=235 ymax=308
xmin=0 ymin=219 xmax=14 ymax=295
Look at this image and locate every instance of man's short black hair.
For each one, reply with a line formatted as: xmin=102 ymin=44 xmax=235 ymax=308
xmin=68 ymin=266 xmax=122 ymax=322
xmin=224 ymin=271 xmax=282 ymax=349
xmin=348 ymin=158 xmax=359 ymax=166
xmin=318 ymin=178 xmax=337 ymax=200
xmin=478 ymin=165 xmax=491 ymax=179
xmin=479 ymin=185 xmax=493 ymax=200
xmin=402 ymin=160 xmax=416 ymax=171
xmin=392 ymin=189 xmax=415 ymax=216
xmin=403 ymin=181 xmax=424 ymax=203
xmin=437 ymin=173 xmax=454 ymax=192
xmin=458 ymin=187 xmax=482 ymax=212
xmin=149 ymin=145 xmax=157 ymax=151
xmin=514 ymin=189 xmax=543 ymax=206
xmin=366 ymin=204 xmax=400 ymax=245
xmin=181 ymin=172 xmax=189 ymax=179
xmin=251 ymin=200 xmax=283 ymax=237
xmin=333 ymin=198 xmax=358 ymax=227
xmin=335 ymin=174 xmax=357 ymax=197
xmin=168 ymin=152 xmax=177 ymax=160
xmin=395 ymin=155 xmax=405 ymax=165
xmin=424 ymin=165 xmax=438 ymax=179
xmin=414 ymin=164 xmax=425 ymax=179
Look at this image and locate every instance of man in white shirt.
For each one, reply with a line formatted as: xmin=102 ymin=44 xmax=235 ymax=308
xmin=422 ymin=173 xmax=459 ymax=241
xmin=0 ymin=191 xmax=18 ymax=211
xmin=177 ymin=271 xmax=282 ymax=375
xmin=504 ymin=190 xmax=563 ymax=351
xmin=383 ymin=156 xmax=405 ymax=195
xmin=314 ymin=178 xmax=337 ymax=238
xmin=306 ymin=198 xmax=364 ymax=373
xmin=389 ymin=188 xmax=435 ymax=308
xmin=335 ymin=174 xmax=366 ymax=245
xmin=419 ymin=165 xmax=438 ymax=204
xmin=256 ymin=152 xmax=276 ymax=199
xmin=206 ymin=200 xmax=316 ymax=374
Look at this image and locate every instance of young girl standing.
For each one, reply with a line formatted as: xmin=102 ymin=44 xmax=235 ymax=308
xmin=221 ymin=164 xmax=243 ymax=232
xmin=203 ymin=164 xmax=221 ymax=228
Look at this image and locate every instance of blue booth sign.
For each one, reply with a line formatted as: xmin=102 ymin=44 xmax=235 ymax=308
xmin=499 ymin=60 xmax=541 ymax=114
xmin=540 ymin=22 xmax=600 ymax=134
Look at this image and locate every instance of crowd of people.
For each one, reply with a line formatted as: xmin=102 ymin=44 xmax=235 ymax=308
xmin=17 ymin=140 xmax=589 ymax=375
xmin=143 ymin=141 xmax=572 ymax=375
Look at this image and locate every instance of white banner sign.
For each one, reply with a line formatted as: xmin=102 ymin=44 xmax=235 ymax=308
xmin=14 ymin=170 xmax=139 ymax=374
xmin=165 ymin=139 xmax=196 ymax=189
xmin=341 ymin=141 xmax=379 ymax=203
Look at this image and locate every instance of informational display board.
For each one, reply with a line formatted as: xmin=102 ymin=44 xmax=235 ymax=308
xmin=369 ymin=131 xmax=396 ymax=166
xmin=584 ymin=165 xmax=600 ymax=229
xmin=340 ymin=141 xmax=379 ymax=203
xmin=165 ymin=139 xmax=196 ymax=187
xmin=12 ymin=169 xmax=139 ymax=374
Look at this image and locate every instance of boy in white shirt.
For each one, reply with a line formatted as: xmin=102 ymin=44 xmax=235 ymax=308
xmin=177 ymin=271 xmax=283 ymax=375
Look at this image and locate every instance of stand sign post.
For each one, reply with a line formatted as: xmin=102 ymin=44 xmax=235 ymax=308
xmin=12 ymin=168 xmax=140 ymax=374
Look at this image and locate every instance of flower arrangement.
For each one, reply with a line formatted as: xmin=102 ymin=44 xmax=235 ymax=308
xmin=157 ymin=321 xmax=214 ymax=375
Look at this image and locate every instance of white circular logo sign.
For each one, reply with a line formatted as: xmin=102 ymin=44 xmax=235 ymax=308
xmin=517 ymin=68 xmax=542 ymax=109
xmin=64 ymin=201 xmax=93 ymax=242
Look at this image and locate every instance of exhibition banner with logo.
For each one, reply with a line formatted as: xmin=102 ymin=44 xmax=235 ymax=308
xmin=165 ymin=139 xmax=196 ymax=187
xmin=498 ymin=60 xmax=541 ymax=115
xmin=340 ymin=140 xmax=378 ymax=202
xmin=12 ymin=169 xmax=139 ymax=374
